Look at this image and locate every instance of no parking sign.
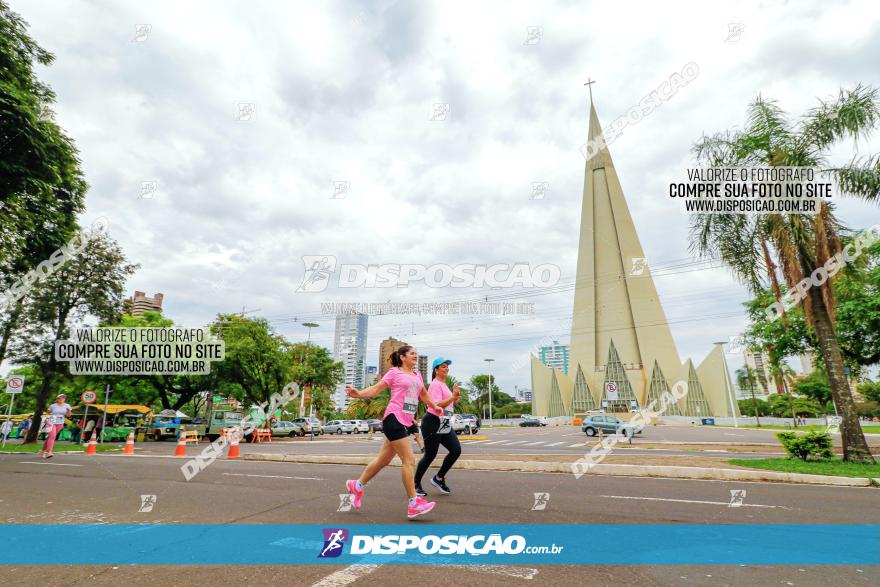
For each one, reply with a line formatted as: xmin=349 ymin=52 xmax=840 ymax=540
xmin=5 ymin=375 xmax=24 ymax=394
xmin=604 ymin=381 xmax=618 ymax=401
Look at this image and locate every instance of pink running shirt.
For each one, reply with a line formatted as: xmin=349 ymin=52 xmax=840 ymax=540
xmin=381 ymin=367 xmax=424 ymax=427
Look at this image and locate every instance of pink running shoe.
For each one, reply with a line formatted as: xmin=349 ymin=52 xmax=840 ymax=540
xmin=407 ymin=496 xmax=435 ymax=519
xmin=346 ymin=479 xmax=363 ymax=510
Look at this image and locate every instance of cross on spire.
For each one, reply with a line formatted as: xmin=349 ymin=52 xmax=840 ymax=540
xmin=584 ymin=77 xmax=596 ymax=103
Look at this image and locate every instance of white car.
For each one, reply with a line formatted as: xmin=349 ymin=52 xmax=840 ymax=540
xmin=323 ymin=420 xmax=355 ymax=434
xmin=349 ymin=420 xmax=370 ymax=434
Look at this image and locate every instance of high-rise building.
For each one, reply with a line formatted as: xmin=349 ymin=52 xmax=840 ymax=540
xmin=418 ymin=355 xmax=429 ymax=383
xmin=332 ymin=313 xmax=368 ymax=410
xmin=744 ymin=351 xmax=776 ymax=394
xmin=538 ymin=341 xmax=569 ymax=375
xmin=530 ymin=99 xmax=734 ymax=417
xmin=379 ymin=337 xmax=406 ymax=378
xmin=365 ymin=365 xmax=378 ymax=385
xmin=124 ymin=291 xmax=164 ymax=316
xmin=799 ymin=352 xmax=815 ymax=375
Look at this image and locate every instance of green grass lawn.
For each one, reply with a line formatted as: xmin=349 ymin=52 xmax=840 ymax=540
xmin=729 ymin=457 xmax=880 ymax=478
xmin=719 ymin=424 xmax=880 ymax=434
xmin=0 ymin=442 xmax=121 ymax=453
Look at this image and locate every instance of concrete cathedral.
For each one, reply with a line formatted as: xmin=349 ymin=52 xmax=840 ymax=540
xmin=529 ymin=101 xmax=738 ymax=419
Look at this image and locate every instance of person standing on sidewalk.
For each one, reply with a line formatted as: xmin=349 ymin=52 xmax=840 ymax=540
xmin=344 ymin=345 xmax=442 ymax=519
xmin=0 ymin=419 xmax=12 ymax=443
xmin=39 ymin=394 xmax=71 ymax=459
xmin=17 ymin=416 xmax=31 ymax=439
xmin=414 ymin=358 xmax=462 ymax=496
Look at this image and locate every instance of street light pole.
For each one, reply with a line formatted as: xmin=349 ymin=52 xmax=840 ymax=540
xmin=300 ymin=323 xmax=319 ymax=418
xmin=100 ymin=384 xmax=111 ymax=443
xmin=484 ymin=358 xmax=495 ymax=425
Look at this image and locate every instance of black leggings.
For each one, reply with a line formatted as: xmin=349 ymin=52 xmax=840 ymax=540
xmin=414 ymin=413 xmax=461 ymax=485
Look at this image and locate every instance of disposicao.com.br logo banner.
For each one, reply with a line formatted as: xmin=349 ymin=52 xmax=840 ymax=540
xmin=2 ymin=525 xmax=877 ymax=565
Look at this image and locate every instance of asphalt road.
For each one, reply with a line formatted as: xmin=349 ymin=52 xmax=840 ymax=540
xmin=144 ymin=424 xmax=872 ymax=460
xmin=1 ymin=444 xmax=878 ymax=586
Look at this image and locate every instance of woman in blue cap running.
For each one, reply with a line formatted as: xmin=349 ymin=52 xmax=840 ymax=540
xmin=414 ymin=357 xmax=462 ymax=496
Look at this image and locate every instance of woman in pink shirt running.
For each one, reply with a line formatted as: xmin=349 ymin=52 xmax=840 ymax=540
xmin=345 ymin=345 xmax=441 ymax=519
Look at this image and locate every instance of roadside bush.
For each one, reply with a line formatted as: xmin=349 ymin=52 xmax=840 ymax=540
xmin=776 ymin=431 xmax=834 ymax=461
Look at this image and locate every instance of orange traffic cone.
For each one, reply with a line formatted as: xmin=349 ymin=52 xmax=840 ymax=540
xmin=84 ymin=431 xmax=98 ymax=455
xmin=174 ymin=429 xmax=187 ymax=457
xmin=227 ymin=432 xmax=240 ymax=459
xmin=123 ymin=430 xmax=135 ymax=455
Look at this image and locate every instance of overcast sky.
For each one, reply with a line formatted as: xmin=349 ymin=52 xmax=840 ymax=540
xmin=11 ymin=0 xmax=880 ymax=394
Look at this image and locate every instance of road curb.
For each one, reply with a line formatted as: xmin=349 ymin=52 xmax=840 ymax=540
xmin=242 ymin=453 xmax=876 ymax=487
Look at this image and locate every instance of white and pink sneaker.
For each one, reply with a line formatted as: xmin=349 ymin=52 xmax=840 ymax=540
xmin=407 ymin=496 xmax=435 ymax=519
xmin=346 ymin=479 xmax=363 ymax=510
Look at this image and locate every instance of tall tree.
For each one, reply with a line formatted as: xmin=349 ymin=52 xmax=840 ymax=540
xmin=690 ymin=86 xmax=880 ymax=462
xmin=9 ymin=233 xmax=136 ymax=443
xmin=0 ymin=1 xmax=88 ymax=366
xmin=211 ymin=314 xmax=296 ymax=408
xmin=735 ymin=366 xmax=762 ymax=427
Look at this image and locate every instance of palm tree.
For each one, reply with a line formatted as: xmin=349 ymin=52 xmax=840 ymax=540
xmin=691 ymin=85 xmax=880 ymax=462
xmin=736 ymin=366 xmax=762 ymax=426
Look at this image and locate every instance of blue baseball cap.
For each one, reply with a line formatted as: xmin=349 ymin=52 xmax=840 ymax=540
xmin=432 ymin=357 xmax=452 ymax=370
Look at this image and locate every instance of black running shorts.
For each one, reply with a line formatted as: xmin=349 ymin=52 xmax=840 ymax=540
xmin=382 ymin=413 xmax=409 ymax=442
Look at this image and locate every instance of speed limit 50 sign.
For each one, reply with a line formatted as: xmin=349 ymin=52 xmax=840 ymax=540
xmin=81 ymin=390 xmax=97 ymax=404
xmin=5 ymin=375 xmax=25 ymax=394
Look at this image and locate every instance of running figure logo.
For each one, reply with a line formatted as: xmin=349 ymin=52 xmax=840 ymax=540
xmin=138 ymin=494 xmax=157 ymax=513
xmin=728 ymin=489 xmax=747 ymax=508
xmin=297 ymin=255 xmax=337 ymax=293
xmin=319 ymin=528 xmax=349 ymax=558
xmin=337 ymin=494 xmax=353 ymax=512
xmin=531 ymin=492 xmax=550 ymax=511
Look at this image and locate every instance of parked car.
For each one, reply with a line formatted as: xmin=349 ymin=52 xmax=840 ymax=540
xmin=292 ymin=417 xmax=323 ymax=435
xmin=460 ymin=413 xmax=481 ymax=429
xmin=520 ymin=415 xmax=547 ymax=427
xmin=458 ymin=414 xmax=480 ymax=434
xmin=581 ymin=415 xmax=641 ymax=437
xmin=271 ymin=420 xmax=306 ymax=438
xmin=349 ymin=420 xmax=370 ymax=434
xmin=365 ymin=419 xmax=383 ymax=432
xmin=323 ymin=420 xmax=356 ymax=434
xmin=519 ymin=417 xmax=542 ymax=427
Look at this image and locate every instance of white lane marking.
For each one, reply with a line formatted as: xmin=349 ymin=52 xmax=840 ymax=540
xmin=223 ymin=473 xmax=323 ymax=480
xmin=503 ymin=441 xmax=528 ymax=445
xmin=545 ymin=442 xmax=564 ymax=447
xmin=524 ymin=441 xmax=545 ymax=446
xmin=447 ymin=565 xmax=539 ymax=580
xmin=18 ymin=462 xmax=82 ymax=467
xmin=600 ymin=495 xmax=791 ymax=509
xmin=464 ymin=440 xmax=492 ymax=444
xmin=311 ymin=564 xmax=381 ymax=586
xmin=568 ymin=443 xmax=586 ymax=447
xmin=484 ymin=441 xmax=507 ymax=445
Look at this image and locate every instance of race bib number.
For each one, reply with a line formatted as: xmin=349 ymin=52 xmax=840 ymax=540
xmin=402 ymin=398 xmax=418 ymax=415
xmin=48 ymin=415 xmax=64 ymax=425
xmin=443 ymin=407 xmax=454 ymax=417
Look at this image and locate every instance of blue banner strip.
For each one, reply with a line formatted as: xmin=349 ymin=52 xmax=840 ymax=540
xmin=1 ymin=524 xmax=876 ymax=565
